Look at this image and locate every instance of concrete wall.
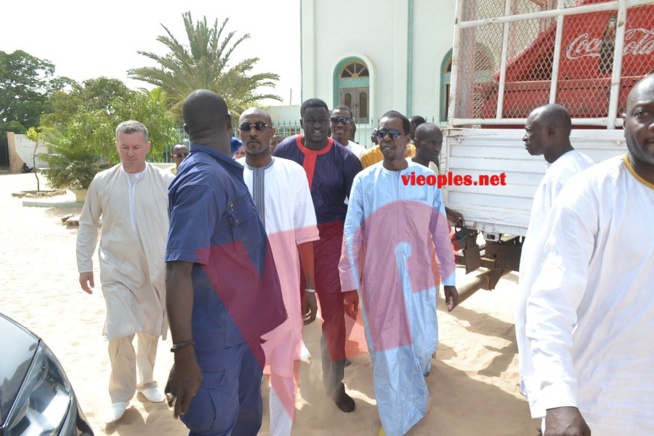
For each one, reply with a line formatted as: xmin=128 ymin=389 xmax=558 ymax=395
xmin=411 ymin=0 xmax=456 ymax=121
xmin=268 ymin=105 xmax=301 ymax=124
xmin=7 ymin=133 xmax=49 ymax=174
xmin=300 ymin=0 xmax=456 ymax=122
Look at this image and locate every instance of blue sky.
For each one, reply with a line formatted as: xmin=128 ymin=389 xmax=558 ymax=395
xmin=2 ymin=0 xmax=301 ymax=105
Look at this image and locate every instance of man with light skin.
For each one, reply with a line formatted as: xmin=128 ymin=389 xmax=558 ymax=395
xmin=330 ymin=105 xmax=366 ymax=159
xmin=77 ymin=120 xmax=174 ymax=423
xmin=524 ymin=75 xmax=654 ymax=434
xmin=340 ymin=110 xmax=458 ymax=435
xmin=237 ymin=107 xmax=319 ymax=435
xmin=170 ymin=143 xmax=189 ymax=174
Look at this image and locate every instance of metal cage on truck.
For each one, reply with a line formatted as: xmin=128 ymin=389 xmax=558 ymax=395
xmin=445 ymin=0 xmax=654 ymax=300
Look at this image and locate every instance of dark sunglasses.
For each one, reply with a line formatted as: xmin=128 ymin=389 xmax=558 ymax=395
xmin=239 ymin=122 xmax=271 ymax=132
xmin=329 ymin=116 xmax=352 ymax=125
xmin=376 ymin=128 xmax=403 ymax=139
xmin=173 ymin=153 xmax=189 ymax=158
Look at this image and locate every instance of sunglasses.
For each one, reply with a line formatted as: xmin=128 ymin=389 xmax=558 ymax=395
xmin=173 ymin=153 xmax=189 ymax=158
xmin=239 ymin=122 xmax=271 ymax=132
xmin=376 ymin=129 xmax=403 ymax=139
xmin=329 ymin=116 xmax=352 ymax=125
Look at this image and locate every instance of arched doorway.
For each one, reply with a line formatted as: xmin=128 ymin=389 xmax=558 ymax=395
xmin=334 ymin=58 xmax=370 ymax=124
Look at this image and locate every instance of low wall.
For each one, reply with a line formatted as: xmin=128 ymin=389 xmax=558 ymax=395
xmin=7 ymin=133 xmax=49 ymax=174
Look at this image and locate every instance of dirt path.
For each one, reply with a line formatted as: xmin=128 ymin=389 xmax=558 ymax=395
xmin=0 ymin=172 xmax=538 ymax=435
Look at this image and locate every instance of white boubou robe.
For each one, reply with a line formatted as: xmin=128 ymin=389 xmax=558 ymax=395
xmin=516 ymin=149 xmax=594 ymax=411
xmin=525 ymin=155 xmax=654 ymax=434
xmin=77 ymin=163 xmax=173 ymax=340
xmin=339 ymin=160 xmax=456 ymax=436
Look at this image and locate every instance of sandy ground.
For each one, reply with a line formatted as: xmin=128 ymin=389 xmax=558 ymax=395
xmin=0 ymin=172 xmax=539 ymax=435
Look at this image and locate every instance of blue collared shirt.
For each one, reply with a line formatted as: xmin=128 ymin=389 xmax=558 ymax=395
xmin=166 ymin=144 xmax=285 ymax=350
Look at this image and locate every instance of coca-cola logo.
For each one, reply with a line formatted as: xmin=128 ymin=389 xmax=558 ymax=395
xmin=565 ymin=27 xmax=654 ymax=59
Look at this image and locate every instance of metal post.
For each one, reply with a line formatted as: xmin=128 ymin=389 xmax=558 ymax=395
xmin=549 ymin=0 xmax=566 ymax=104
xmin=607 ymin=0 xmax=628 ymax=129
xmin=496 ymin=0 xmax=512 ymax=119
xmin=447 ymin=0 xmax=465 ymax=124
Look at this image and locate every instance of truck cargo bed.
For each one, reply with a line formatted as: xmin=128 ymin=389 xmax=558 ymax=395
xmin=443 ymin=128 xmax=627 ymax=236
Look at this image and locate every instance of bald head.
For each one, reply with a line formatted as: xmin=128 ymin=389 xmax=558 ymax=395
xmin=414 ymin=123 xmax=443 ymax=142
xmin=413 ymin=123 xmax=443 ymax=166
xmin=623 ymin=73 xmax=654 ymax=169
xmin=626 ymin=74 xmax=654 ymax=109
xmin=239 ymin=107 xmax=272 ymax=125
xmin=171 ymin=143 xmax=189 ymax=154
xmin=523 ymin=103 xmax=574 ymax=163
xmin=183 ymin=90 xmax=229 ymax=136
xmin=529 ymin=104 xmax=572 ymax=135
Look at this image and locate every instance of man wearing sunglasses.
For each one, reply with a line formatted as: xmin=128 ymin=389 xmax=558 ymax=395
xmin=170 ymin=143 xmax=189 ymax=175
xmin=340 ymin=110 xmax=458 ymax=435
xmin=360 ymin=123 xmax=417 ymax=169
xmin=273 ymin=98 xmax=363 ymax=413
xmin=236 ymin=108 xmax=319 ymax=435
xmin=330 ymin=106 xmax=366 ymax=159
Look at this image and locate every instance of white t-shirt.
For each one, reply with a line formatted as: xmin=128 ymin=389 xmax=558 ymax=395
xmin=345 ymin=140 xmax=366 ymax=160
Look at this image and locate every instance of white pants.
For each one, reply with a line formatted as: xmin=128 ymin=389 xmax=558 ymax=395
xmin=269 ymin=373 xmax=295 ymax=436
xmin=108 ymin=333 xmax=159 ymax=403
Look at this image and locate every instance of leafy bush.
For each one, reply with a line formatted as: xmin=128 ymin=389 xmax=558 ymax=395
xmin=39 ymin=78 xmax=180 ymax=190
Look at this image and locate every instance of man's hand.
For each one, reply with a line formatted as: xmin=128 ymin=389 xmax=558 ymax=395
xmin=165 ymin=347 xmax=202 ymax=419
xmin=545 ymin=406 xmax=591 ymax=436
xmin=303 ymin=290 xmax=318 ymax=325
xmin=444 ymin=285 xmax=459 ymax=312
xmin=79 ymin=272 xmax=94 ymax=294
xmin=343 ymin=290 xmax=359 ymax=319
xmin=446 ymin=207 xmax=464 ymax=227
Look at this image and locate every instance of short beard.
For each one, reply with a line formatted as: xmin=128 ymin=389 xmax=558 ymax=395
xmin=626 ymin=134 xmax=654 ymax=166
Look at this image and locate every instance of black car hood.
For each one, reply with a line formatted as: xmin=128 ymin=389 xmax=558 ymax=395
xmin=0 ymin=313 xmax=39 ymax=425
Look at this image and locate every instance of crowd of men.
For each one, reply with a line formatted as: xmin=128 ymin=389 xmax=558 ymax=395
xmin=77 ymin=73 xmax=654 ymax=436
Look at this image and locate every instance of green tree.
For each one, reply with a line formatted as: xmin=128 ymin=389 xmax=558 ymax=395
xmin=39 ymin=81 xmax=180 ymax=190
xmin=40 ymin=77 xmax=133 ymax=127
xmin=0 ymin=50 xmax=70 ymax=137
xmin=128 ymin=12 xmax=282 ymax=120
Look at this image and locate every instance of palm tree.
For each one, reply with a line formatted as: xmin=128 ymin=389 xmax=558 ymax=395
xmin=128 ymin=12 xmax=282 ymax=121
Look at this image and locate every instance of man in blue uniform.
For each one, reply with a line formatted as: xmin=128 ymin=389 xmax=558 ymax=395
xmin=164 ymin=89 xmax=286 ymax=435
